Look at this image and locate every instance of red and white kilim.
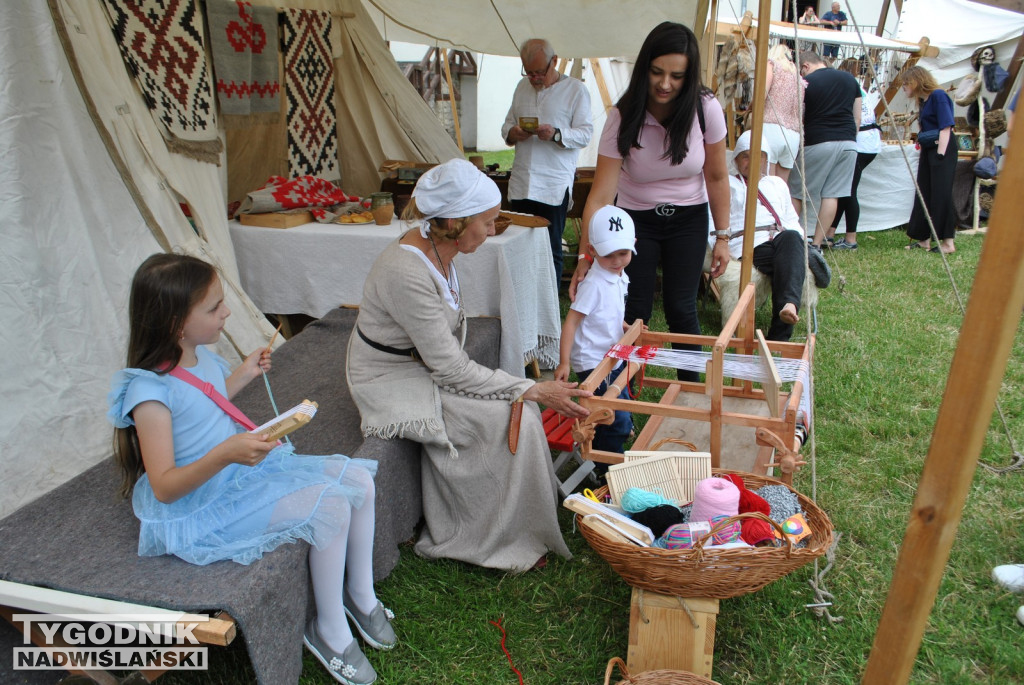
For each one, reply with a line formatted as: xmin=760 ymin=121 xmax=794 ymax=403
xmin=237 ymin=176 xmax=360 ymax=223
xmin=205 ymin=0 xmax=280 ymax=121
xmin=102 ymin=0 xmax=222 ymax=162
xmin=281 ymin=9 xmax=339 ymax=181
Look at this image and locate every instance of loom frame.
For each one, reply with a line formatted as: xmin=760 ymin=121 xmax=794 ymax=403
xmin=576 ymin=283 xmax=813 ymax=484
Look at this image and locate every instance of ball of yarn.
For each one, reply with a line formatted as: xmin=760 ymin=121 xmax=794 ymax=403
xmin=755 ymin=484 xmax=802 ymax=524
xmin=661 ymin=515 xmax=742 ymax=550
xmin=689 ymin=477 xmax=740 ymax=523
xmin=631 ymin=504 xmax=685 ymax=538
xmin=620 ymin=487 xmax=675 ymax=514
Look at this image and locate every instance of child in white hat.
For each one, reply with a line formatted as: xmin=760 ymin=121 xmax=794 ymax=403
xmin=555 ymin=205 xmax=637 ymax=458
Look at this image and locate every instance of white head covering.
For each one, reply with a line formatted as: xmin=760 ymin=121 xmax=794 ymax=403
xmin=733 ymin=129 xmax=762 ymax=157
xmin=411 ymin=158 xmax=502 ymax=238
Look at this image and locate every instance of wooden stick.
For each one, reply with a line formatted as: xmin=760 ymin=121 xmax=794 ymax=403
xmin=861 ymin=55 xmax=1024 ymax=683
xmin=266 ymin=322 xmax=283 ymax=352
xmin=440 ymin=49 xmax=463 ymax=152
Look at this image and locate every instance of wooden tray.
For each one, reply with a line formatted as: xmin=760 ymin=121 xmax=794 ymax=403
xmin=238 ymin=211 xmax=313 ymax=229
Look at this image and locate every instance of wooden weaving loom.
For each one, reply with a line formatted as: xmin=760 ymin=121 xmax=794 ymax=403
xmin=574 ymin=283 xmax=813 ymax=484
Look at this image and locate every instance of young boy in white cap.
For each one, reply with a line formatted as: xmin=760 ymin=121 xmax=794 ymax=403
xmin=555 ymin=205 xmax=636 ymax=458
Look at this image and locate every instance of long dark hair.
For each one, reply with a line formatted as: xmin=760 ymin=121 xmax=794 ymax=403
xmin=113 ymin=253 xmax=218 ymax=497
xmin=616 ymin=21 xmax=710 ymax=165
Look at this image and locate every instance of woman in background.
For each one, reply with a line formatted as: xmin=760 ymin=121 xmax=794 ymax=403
xmin=902 ymin=65 xmax=957 ymax=254
xmin=571 ymin=22 xmax=730 ymax=381
xmin=762 ymin=44 xmax=803 ymax=184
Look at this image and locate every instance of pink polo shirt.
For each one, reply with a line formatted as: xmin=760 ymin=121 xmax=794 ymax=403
xmin=598 ymin=96 xmax=726 ymax=209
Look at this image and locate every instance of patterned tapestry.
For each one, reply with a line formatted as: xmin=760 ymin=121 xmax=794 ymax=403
xmin=102 ymin=0 xmax=222 ymax=163
xmin=205 ymin=0 xmax=280 ymax=126
xmin=281 ymin=9 xmax=339 ymax=180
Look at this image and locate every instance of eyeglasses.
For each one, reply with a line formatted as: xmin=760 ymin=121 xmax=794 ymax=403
xmin=522 ymin=57 xmax=554 ymax=79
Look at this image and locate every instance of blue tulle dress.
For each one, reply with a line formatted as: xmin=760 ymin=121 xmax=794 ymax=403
xmin=107 ymin=346 xmax=377 ymax=566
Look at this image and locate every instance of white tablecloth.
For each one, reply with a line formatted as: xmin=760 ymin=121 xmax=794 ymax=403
xmin=229 ymin=218 xmax=561 ymax=376
xmin=830 ymin=142 xmax=920 ymax=233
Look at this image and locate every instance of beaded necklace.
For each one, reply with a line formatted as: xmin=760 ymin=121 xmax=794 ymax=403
xmin=428 ymin=234 xmax=460 ymax=305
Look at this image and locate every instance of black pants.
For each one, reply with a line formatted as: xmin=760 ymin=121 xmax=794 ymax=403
xmin=509 ymin=190 xmax=570 ymax=290
xmin=907 ymin=145 xmax=958 ymax=242
xmin=752 ymin=230 xmax=806 ymax=342
xmin=832 ymin=151 xmax=877 ymax=236
xmin=622 ymin=203 xmax=709 ymax=382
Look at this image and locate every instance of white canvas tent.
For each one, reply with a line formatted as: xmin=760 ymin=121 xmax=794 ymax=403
xmin=0 ymin=0 xmax=710 ymax=520
xmin=1 ymin=0 xmax=1020 ymax=521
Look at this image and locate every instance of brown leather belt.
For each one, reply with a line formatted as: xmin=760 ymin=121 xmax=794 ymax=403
xmin=728 ymin=225 xmax=779 ymax=240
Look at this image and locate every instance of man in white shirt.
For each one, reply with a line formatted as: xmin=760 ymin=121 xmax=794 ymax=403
xmin=502 ymin=38 xmax=593 ymax=289
xmin=723 ymin=131 xmax=830 ymax=341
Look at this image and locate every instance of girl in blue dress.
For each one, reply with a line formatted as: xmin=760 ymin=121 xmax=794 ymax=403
xmin=108 ymin=253 xmax=393 ymax=685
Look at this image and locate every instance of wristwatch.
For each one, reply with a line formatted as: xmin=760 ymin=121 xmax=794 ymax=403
xmin=553 ymin=128 xmax=563 ymax=146
xmin=713 ymin=229 xmax=730 ymax=240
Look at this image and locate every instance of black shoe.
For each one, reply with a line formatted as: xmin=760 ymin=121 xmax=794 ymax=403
xmin=807 ymin=246 xmax=832 ymax=288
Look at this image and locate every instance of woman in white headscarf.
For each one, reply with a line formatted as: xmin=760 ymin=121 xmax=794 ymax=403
xmin=346 ymin=159 xmax=587 ymax=572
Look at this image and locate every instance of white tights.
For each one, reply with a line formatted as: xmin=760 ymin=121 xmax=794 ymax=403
xmin=272 ymin=463 xmax=378 ymax=652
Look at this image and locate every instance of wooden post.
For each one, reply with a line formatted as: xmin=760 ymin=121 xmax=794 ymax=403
xmin=589 ymin=58 xmax=614 ymax=113
xmin=440 ymin=48 xmax=463 ymax=152
xmin=738 ymin=0 xmax=773 ymax=299
xmin=861 ymin=60 xmax=1024 ymax=684
xmin=875 ymin=0 xmax=902 ymax=37
xmin=993 ymin=30 xmax=1024 ymax=109
xmin=703 ymin=0 xmax=721 ymax=87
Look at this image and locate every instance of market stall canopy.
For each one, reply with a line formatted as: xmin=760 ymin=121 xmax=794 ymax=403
xmin=362 ymin=0 xmax=706 ymax=58
xmin=714 ymin=17 xmax=939 ymax=55
xmin=899 ymin=0 xmax=1024 ymax=84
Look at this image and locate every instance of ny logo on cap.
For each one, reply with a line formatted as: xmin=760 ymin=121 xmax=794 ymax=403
xmin=609 ymin=216 xmax=624 ymax=232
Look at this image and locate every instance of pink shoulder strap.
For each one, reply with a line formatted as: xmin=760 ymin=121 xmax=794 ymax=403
xmin=167 ymin=366 xmax=258 ymax=431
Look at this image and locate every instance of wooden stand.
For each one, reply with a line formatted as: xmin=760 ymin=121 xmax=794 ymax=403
xmin=628 ymin=588 xmax=719 ymax=679
xmin=576 ymin=283 xmax=812 ymax=484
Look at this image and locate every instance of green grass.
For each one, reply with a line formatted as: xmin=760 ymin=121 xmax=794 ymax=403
xmin=168 ymin=228 xmax=1024 ymax=684
xmin=464 ymin=148 xmax=516 ymax=171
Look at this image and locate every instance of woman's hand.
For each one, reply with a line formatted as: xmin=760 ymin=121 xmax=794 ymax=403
xmin=709 ymin=240 xmax=731 ymax=279
xmin=218 ymin=432 xmax=275 ymax=467
xmin=523 ymin=380 xmax=592 ymax=418
xmin=568 ymin=258 xmax=592 ymax=301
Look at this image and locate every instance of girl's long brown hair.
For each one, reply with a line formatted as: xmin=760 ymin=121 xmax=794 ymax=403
xmin=901 ymin=65 xmax=940 ymax=102
xmin=113 ymin=253 xmax=217 ymax=498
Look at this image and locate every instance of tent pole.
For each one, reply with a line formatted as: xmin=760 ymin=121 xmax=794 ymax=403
xmin=738 ymin=0 xmax=773 ymax=298
xmin=440 ymin=49 xmax=464 ymax=152
xmin=861 ymin=90 xmax=1024 ymax=685
xmin=703 ymin=0 xmax=721 ymax=87
xmin=589 ymin=59 xmax=614 ymax=113
xmin=993 ymin=29 xmax=1024 ymax=109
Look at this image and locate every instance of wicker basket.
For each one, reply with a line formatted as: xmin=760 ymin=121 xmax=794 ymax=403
xmin=603 ymin=657 xmax=720 ymax=685
xmin=577 ymin=470 xmax=834 ymax=599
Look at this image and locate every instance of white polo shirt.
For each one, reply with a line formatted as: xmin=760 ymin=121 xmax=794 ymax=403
xmin=501 ymin=74 xmax=593 ymax=207
xmin=569 ymin=262 xmax=629 ymax=372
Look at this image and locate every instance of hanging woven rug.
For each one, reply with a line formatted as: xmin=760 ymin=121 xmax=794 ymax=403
xmin=205 ymin=0 xmax=281 ymax=126
xmin=281 ymin=9 xmax=339 ymax=181
xmin=102 ymin=0 xmax=222 ymax=163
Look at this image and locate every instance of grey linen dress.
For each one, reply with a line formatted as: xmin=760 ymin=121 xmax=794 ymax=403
xmin=346 ymin=240 xmax=571 ymax=571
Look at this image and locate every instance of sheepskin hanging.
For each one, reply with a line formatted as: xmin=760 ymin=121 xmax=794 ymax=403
xmin=715 ymin=36 xmax=755 ymax=112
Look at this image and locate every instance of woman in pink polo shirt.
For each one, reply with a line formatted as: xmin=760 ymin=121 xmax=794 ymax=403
xmin=572 ymin=21 xmax=730 ymax=381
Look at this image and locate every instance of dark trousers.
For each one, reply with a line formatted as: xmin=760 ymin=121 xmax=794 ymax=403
xmin=907 ymin=144 xmax=958 ymax=242
xmin=622 ymin=203 xmax=709 ymax=382
xmin=752 ymin=230 xmax=806 ymax=342
xmin=832 ymin=151 xmax=877 ymax=236
xmin=576 ymin=362 xmax=633 ymax=455
xmin=509 ymin=190 xmax=570 ymax=290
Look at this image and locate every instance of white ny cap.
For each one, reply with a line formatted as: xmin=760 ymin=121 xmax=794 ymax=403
xmin=589 ymin=205 xmax=636 ymax=256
